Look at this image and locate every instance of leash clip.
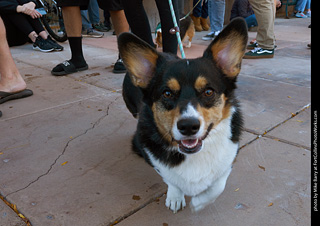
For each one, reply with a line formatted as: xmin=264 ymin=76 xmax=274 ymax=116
xmin=169 ymin=26 xmax=180 ymax=34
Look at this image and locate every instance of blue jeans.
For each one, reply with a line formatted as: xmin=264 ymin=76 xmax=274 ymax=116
xmin=81 ymin=0 xmax=100 ymax=30
xmin=208 ymin=0 xmax=225 ymax=32
xmin=193 ymin=0 xmax=208 ymax=18
xmin=294 ymin=0 xmax=307 ymax=12
xmin=245 ymin=14 xmax=258 ymax=28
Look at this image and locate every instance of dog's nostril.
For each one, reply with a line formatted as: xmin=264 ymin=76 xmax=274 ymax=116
xmin=177 ymin=118 xmax=200 ymax=136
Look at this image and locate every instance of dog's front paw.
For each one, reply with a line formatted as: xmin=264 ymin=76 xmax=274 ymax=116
xmin=165 ymin=195 xmax=186 ymax=213
xmin=190 ymin=196 xmax=210 ymax=212
xmin=185 ymin=41 xmax=192 ymax=48
xmin=165 ymin=185 xmax=186 ymax=213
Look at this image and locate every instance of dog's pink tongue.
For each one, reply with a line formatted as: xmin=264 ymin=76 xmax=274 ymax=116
xmin=181 ymin=139 xmax=199 ymax=149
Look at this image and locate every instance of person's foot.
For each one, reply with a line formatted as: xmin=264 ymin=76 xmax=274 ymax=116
xmin=200 ymin=17 xmax=209 ymax=31
xmin=51 ymin=59 xmax=88 ymax=76
xmin=46 ymin=36 xmax=64 ymax=51
xmin=92 ymin=22 xmax=110 ymax=32
xmin=0 ymin=72 xmax=26 ymax=94
xmin=190 ymin=14 xmax=202 ymax=32
xmin=202 ymin=32 xmax=215 ymax=41
xmin=247 ymin=40 xmax=258 ymax=49
xmin=202 ymin=31 xmax=220 ymax=41
xmin=81 ymin=28 xmax=104 ymax=38
xmin=113 ymin=58 xmax=126 ymax=74
xmin=294 ymin=12 xmax=307 ymax=18
xmin=33 ymin=36 xmax=55 ymax=52
xmin=305 ymin=11 xmax=311 ymax=17
xmin=243 ymin=47 xmax=274 ymax=59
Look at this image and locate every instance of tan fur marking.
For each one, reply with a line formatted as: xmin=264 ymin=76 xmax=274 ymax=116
xmin=194 ymin=76 xmax=208 ymax=92
xmin=167 ymin=78 xmax=180 ymax=92
xmin=152 ymin=102 xmax=180 ymax=144
xmin=211 ymin=30 xmax=245 ymax=78
xmin=122 ymin=43 xmax=158 ymax=88
xmin=197 ymin=94 xmax=230 ymax=129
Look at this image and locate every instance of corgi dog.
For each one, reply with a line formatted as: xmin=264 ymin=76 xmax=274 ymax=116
xmin=155 ymin=15 xmax=195 ymax=48
xmin=118 ymin=18 xmax=248 ymax=213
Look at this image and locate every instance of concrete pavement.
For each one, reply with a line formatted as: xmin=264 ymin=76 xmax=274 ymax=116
xmin=0 ymin=17 xmax=311 ymax=226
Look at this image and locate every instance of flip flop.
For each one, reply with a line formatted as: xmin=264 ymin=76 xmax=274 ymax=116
xmin=51 ymin=60 xmax=88 ymax=76
xmin=0 ymin=89 xmax=33 ymax=104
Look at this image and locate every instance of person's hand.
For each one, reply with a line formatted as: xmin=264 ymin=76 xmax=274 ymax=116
xmin=16 ymin=2 xmax=42 ymax=19
xmin=276 ymin=0 xmax=282 ymax=9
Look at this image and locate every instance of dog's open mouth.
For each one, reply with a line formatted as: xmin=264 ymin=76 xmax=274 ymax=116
xmin=178 ymin=139 xmax=203 ymax=154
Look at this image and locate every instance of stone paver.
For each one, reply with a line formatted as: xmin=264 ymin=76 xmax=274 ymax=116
xmin=0 ymin=17 xmax=311 ymax=226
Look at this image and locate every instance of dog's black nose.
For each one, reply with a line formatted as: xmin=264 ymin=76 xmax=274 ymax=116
xmin=177 ymin=118 xmax=200 ymax=136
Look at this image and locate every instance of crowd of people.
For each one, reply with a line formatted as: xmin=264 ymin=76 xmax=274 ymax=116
xmin=0 ymin=0 xmax=311 ymax=117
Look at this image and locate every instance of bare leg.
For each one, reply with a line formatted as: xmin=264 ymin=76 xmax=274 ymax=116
xmin=51 ymin=6 xmax=87 ymax=75
xmin=62 ymin=6 xmax=82 ymax=37
xmin=110 ymin=10 xmax=129 ymax=36
xmin=28 ymin=31 xmax=38 ymax=43
xmin=110 ymin=10 xmax=129 ymax=73
xmin=38 ymin=30 xmax=48 ymax=40
xmin=0 ymin=17 xmax=26 ymax=93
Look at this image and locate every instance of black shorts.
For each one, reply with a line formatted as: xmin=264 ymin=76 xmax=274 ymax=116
xmin=97 ymin=0 xmax=123 ymax=11
xmin=56 ymin=0 xmax=89 ymax=10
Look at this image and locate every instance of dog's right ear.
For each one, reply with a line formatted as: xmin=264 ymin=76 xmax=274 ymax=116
xmin=118 ymin=33 xmax=159 ymax=88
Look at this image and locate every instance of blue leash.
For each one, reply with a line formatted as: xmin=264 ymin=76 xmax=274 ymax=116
xmin=168 ymin=0 xmax=186 ymax=59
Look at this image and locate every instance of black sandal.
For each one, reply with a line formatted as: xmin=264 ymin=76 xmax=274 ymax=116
xmin=51 ymin=60 xmax=88 ymax=76
xmin=0 ymin=89 xmax=33 ymax=104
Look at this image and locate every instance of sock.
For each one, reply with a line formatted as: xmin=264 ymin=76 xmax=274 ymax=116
xmin=68 ymin=37 xmax=87 ymax=67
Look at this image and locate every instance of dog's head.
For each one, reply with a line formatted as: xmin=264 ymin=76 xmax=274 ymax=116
xmin=119 ymin=18 xmax=248 ymax=155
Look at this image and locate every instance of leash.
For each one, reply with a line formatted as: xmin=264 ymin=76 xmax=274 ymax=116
xmin=179 ymin=0 xmax=203 ymax=21
xmin=168 ymin=0 xmax=186 ymax=59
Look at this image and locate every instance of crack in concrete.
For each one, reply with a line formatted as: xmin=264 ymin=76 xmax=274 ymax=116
xmin=5 ymin=96 xmax=121 ymax=199
xmin=242 ymin=103 xmax=311 ymax=150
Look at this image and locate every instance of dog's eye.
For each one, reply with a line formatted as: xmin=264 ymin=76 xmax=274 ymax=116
xmin=203 ymin=88 xmax=214 ymax=97
xmin=163 ymin=90 xmax=173 ymax=99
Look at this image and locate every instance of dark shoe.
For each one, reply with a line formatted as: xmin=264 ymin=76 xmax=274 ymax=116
xmin=202 ymin=32 xmax=217 ymax=41
xmin=0 ymin=89 xmax=33 ymax=104
xmin=247 ymin=41 xmax=258 ymax=49
xmin=113 ymin=58 xmax=126 ymax=74
xmin=51 ymin=60 xmax=88 ymax=76
xmin=33 ymin=37 xmax=54 ymax=52
xmin=92 ymin=22 xmax=110 ymax=32
xmin=46 ymin=36 xmax=64 ymax=51
xmin=243 ymin=47 xmax=274 ymax=59
xmin=81 ymin=28 xmax=104 ymax=38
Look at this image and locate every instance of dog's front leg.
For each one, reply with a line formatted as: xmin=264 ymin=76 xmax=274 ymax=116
xmin=165 ymin=182 xmax=186 ymax=213
xmin=190 ymin=167 xmax=232 ymax=212
xmin=185 ymin=40 xmax=192 ymax=48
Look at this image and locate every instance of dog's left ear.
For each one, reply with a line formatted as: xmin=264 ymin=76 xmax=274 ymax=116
xmin=203 ymin=18 xmax=248 ymax=78
xmin=118 ymin=33 xmax=159 ymax=88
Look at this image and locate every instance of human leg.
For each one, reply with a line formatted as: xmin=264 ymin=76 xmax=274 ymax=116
xmin=202 ymin=0 xmax=225 ymax=41
xmin=209 ymin=0 xmax=225 ymax=33
xmin=294 ymin=0 xmax=307 ymax=12
xmin=0 ymin=17 xmax=26 ymax=93
xmin=51 ymin=6 xmax=88 ymax=75
xmin=155 ymin=0 xmax=179 ymax=54
xmin=88 ymin=0 xmax=100 ymax=25
xmin=248 ymin=0 xmax=275 ymax=50
xmin=200 ymin=0 xmax=209 ymax=30
xmin=0 ymin=15 xmax=29 ymax=46
xmin=121 ymin=0 xmax=155 ymax=47
xmin=81 ymin=10 xmax=93 ymax=30
xmin=109 ymin=10 xmax=129 ymax=36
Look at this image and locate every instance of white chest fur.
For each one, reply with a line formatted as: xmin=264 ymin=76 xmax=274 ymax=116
xmin=146 ymin=112 xmax=238 ymax=197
